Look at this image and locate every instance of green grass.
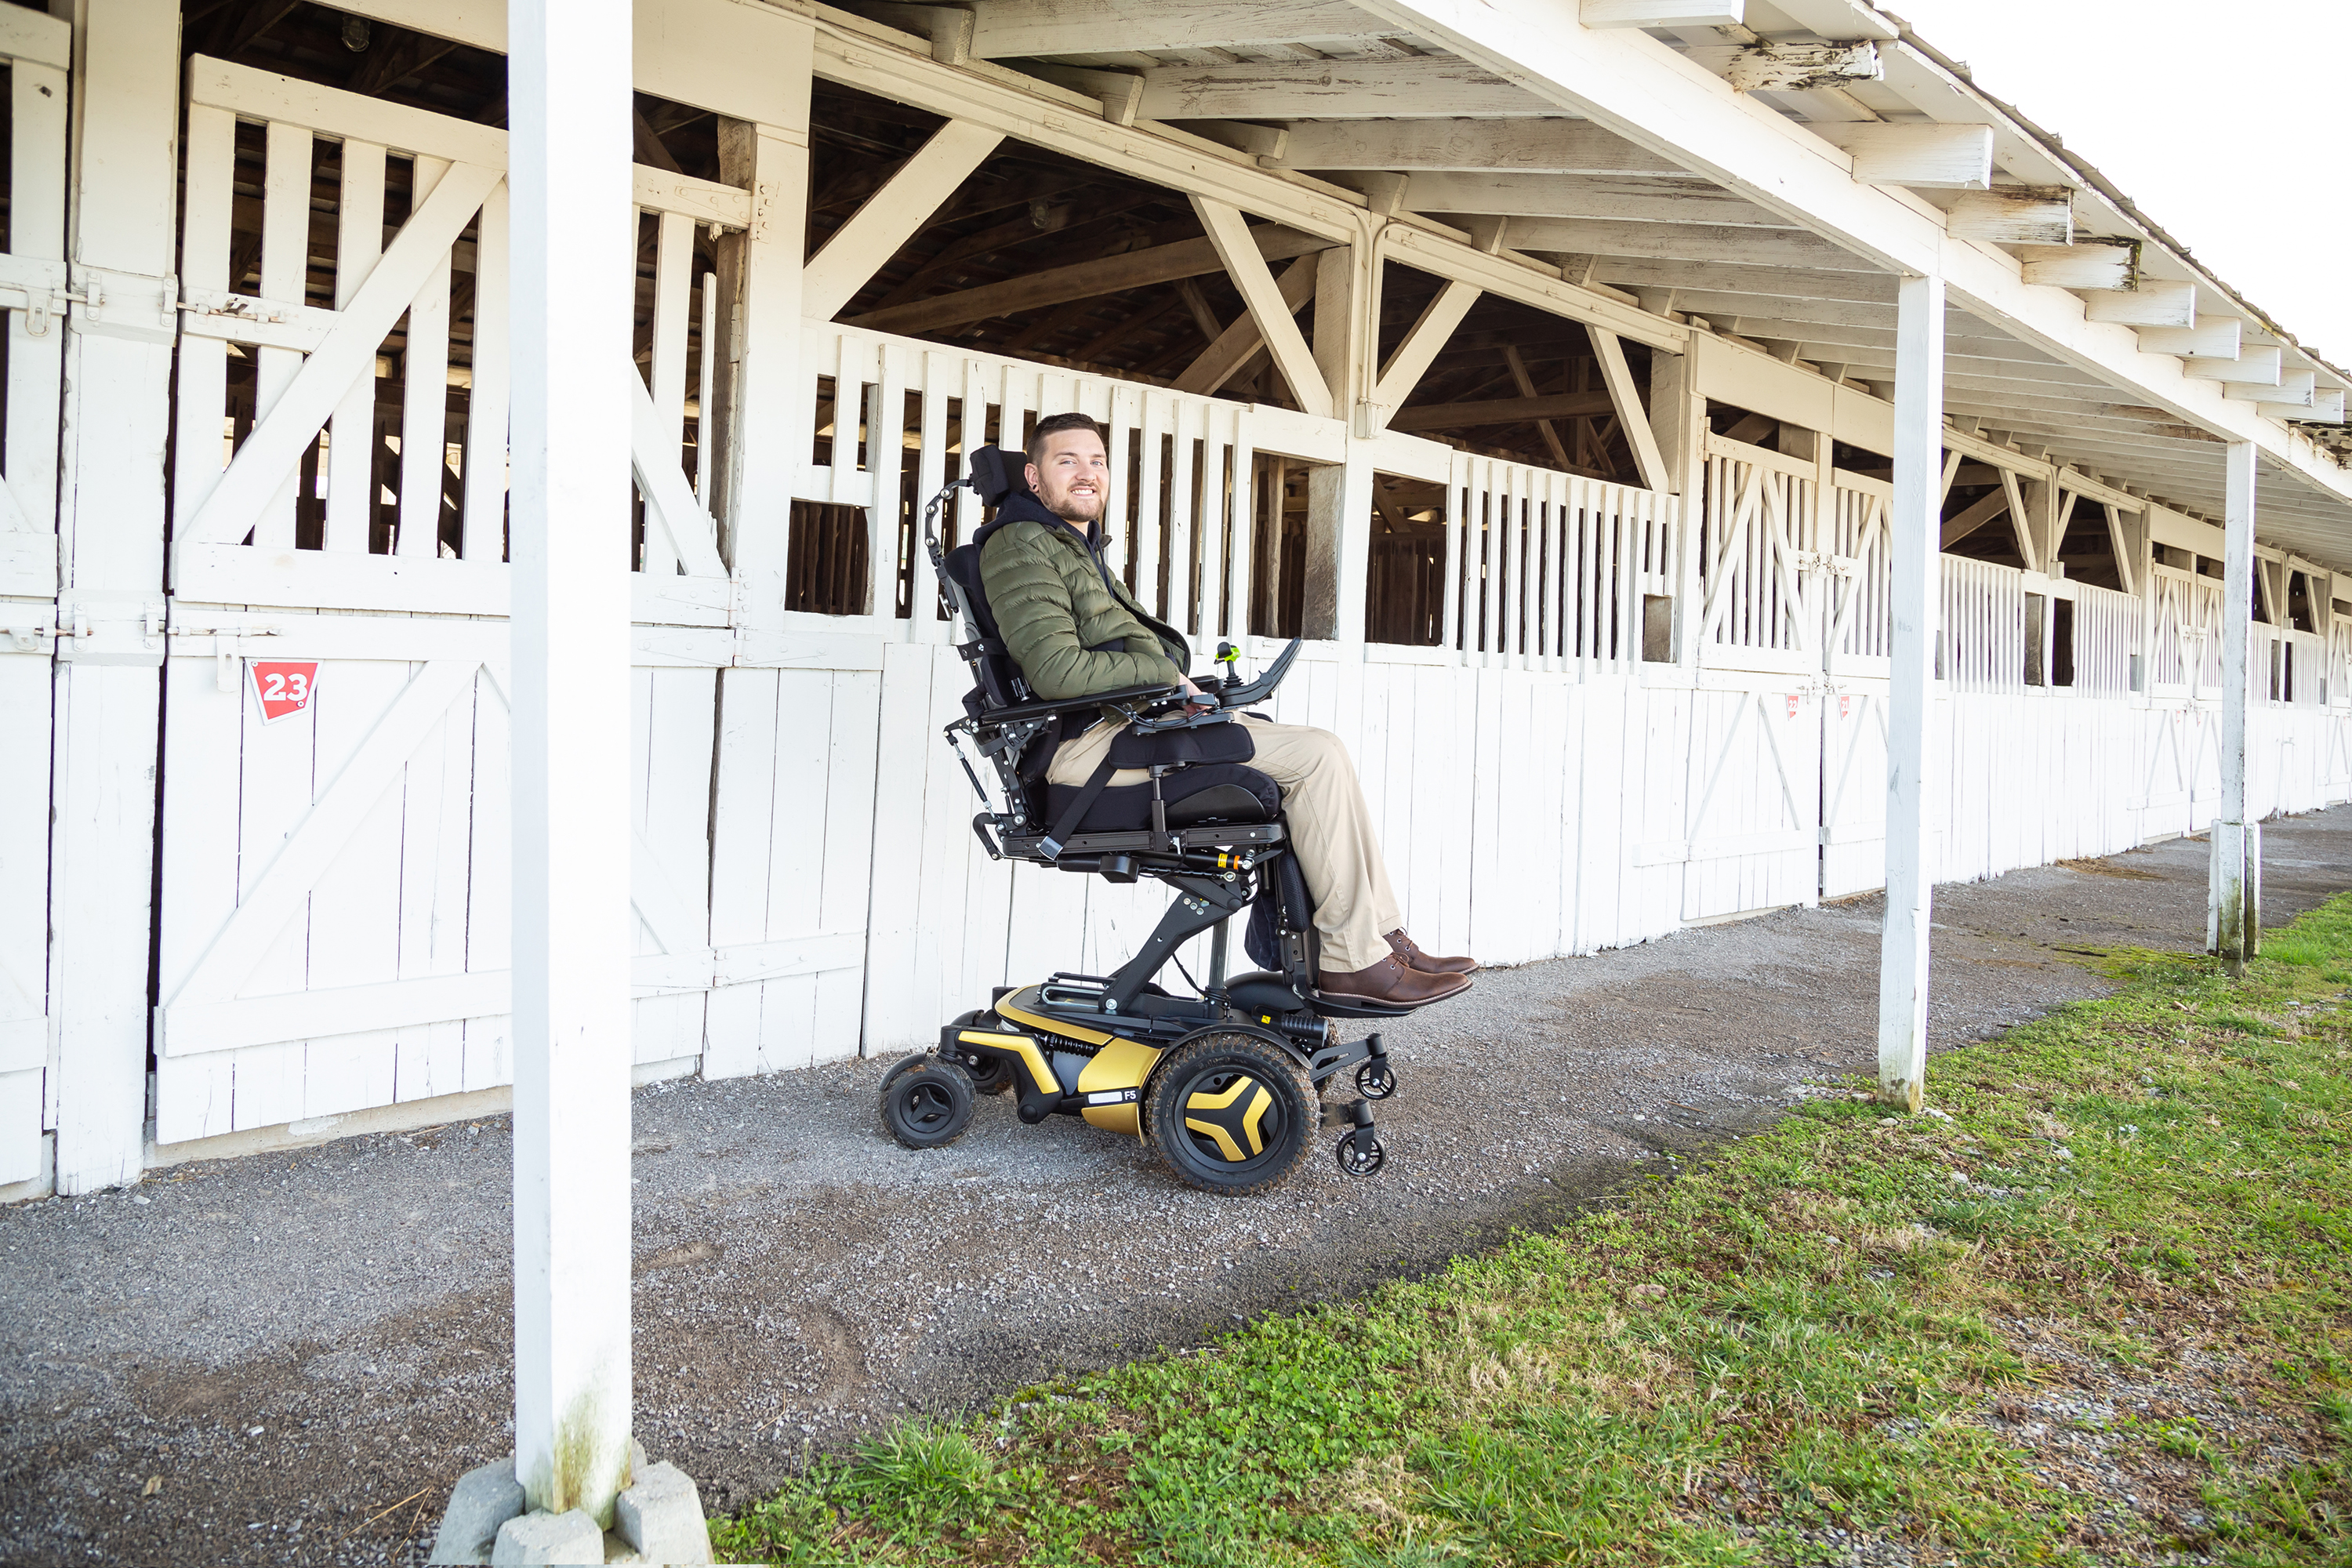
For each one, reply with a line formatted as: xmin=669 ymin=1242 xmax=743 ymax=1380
xmin=714 ymin=895 xmax=2352 ymax=1566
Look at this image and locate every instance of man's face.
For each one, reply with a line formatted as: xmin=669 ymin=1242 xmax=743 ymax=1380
xmin=1026 ymin=427 xmax=1109 ymax=527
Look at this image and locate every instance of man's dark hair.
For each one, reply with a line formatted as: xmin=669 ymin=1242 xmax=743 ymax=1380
xmin=1026 ymin=411 xmax=1103 ymax=466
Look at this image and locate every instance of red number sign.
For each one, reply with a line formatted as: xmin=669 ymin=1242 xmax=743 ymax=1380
xmin=250 ymin=661 xmax=319 ymax=724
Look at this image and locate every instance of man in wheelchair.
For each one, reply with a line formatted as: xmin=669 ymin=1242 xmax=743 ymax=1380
xmin=980 ymin=412 xmax=1475 ymax=1008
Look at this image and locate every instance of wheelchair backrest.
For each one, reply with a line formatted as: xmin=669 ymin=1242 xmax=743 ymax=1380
xmin=941 ymin=539 xmax=1032 ymax=712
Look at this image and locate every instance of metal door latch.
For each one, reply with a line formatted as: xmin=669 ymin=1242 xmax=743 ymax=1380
xmin=51 ymin=593 xmax=169 ymax=666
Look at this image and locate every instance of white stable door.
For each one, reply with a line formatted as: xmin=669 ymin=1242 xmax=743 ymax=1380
xmin=0 ymin=10 xmax=73 ymax=1187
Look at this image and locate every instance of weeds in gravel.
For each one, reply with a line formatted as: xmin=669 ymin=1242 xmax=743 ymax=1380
xmin=714 ymin=895 xmax=2352 ymax=1566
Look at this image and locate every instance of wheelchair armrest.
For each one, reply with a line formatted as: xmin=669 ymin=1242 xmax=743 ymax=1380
xmin=978 ymin=683 xmax=1182 ymax=726
xmin=1213 ymin=637 xmax=1304 ymax=709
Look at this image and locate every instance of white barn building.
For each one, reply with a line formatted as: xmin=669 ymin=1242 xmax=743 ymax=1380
xmin=5 ymin=0 xmax=2347 ymax=1194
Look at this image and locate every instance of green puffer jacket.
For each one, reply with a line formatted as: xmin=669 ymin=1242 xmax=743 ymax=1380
xmin=979 ymin=510 xmax=1190 ymax=706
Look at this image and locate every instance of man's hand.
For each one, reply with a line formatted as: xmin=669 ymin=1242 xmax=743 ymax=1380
xmin=1179 ymin=676 xmax=1218 ymax=714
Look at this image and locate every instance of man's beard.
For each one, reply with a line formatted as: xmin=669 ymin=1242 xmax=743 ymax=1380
xmin=1048 ymin=488 xmax=1105 ymax=524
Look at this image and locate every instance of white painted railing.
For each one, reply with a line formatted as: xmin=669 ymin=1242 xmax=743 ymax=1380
xmin=2191 ymin=578 xmax=2227 ymax=695
xmin=1824 ymin=471 xmax=1893 ymax=675
xmin=793 ymin=321 xmax=1344 ymax=648
xmin=1694 ymin=433 xmax=1894 ymax=679
xmin=1697 ymin=436 xmax=1814 ymax=673
xmin=2070 ymin=582 xmax=2138 ymax=698
xmin=1442 ymin=452 xmax=1672 ymax=670
xmin=1938 ymin=554 xmax=2025 ymax=694
xmin=169 ymin=56 xmax=735 ymax=622
xmin=2147 ymin=563 xmax=2202 ymax=696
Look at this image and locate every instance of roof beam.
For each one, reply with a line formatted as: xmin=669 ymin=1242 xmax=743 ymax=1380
xmin=1387 ymin=390 xmax=1615 ymax=430
xmin=807 ymin=21 xmax=1685 ymax=354
xmin=1171 ymin=253 xmax=1317 ymax=394
xmin=1505 ymin=216 xmax=1882 ymax=270
xmin=1501 ymin=345 xmax=1574 ymax=466
xmin=2139 ymin=319 xmax=2240 ymax=358
xmin=1582 ymin=257 xmax=1898 ymax=303
xmin=2188 ymin=346 xmax=2280 ymax=385
xmin=1938 ymin=486 xmax=2010 ymax=548
xmin=1028 ymin=64 xmax=1145 ymax=126
xmin=1723 ymin=41 xmax=1880 ymax=93
xmin=1268 ymin=118 xmax=1686 ymax=175
xmin=844 ymin=223 xmax=1337 ymax=335
xmin=2237 ymin=370 xmax=2314 ymax=407
xmin=1592 ymin=328 xmax=1669 ymax=488
xmin=1136 ymin=60 xmax=1556 ymax=121
xmin=1402 ymin=172 xmax=1790 ymax=226
xmin=964 ymin=0 xmax=1396 ymax=57
xmin=1581 ymin=0 xmax=1744 ymax=25
xmin=1945 ymin=187 xmax=2073 ymax=246
xmin=1192 ymin=195 xmax=1334 ymax=417
xmin=801 ymin=119 xmax=1004 ymax=321
xmin=1813 ymin=122 xmax=1991 ymax=190
xmin=2017 ymin=241 xmax=2135 ymax=290
xmin=2083 ymin=281 xmax=2196 ymax=328
xmin=1371 ymin=279 xmax=1482 ymax=413
xmin=2277 ymin=390 xmax=2347 ymax=425
xmin=1762 ymin=0 xmax=1898 ymax=41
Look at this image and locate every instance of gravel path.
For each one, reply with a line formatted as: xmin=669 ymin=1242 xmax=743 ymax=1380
xmin=4 ymin=809 xmax=2347 ymax=1566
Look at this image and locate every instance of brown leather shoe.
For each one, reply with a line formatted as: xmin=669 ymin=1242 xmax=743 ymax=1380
xmin=1387 ymin=929 xmax=1477 ymax=975
xmin=1316 ymin=954 xmax=1471 ymax=1007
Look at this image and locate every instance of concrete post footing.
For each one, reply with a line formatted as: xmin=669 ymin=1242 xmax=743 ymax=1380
xmin=430 ymin=1444 xmax=710 ymax=1566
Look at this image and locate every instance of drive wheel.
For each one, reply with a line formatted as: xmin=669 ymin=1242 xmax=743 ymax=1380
xmin=880 ymin=1061 xmax=975 ymax=1149
xmin=1148 ymin=1031 xmax=1314 ymax=1195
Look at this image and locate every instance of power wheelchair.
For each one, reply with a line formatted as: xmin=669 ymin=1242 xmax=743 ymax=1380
xmin=877 ymin=446 xmax=1409 ymax=1194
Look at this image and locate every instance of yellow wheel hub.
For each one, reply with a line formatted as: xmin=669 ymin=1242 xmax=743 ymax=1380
xmin=1183 ymin=1075 xmax=1276 ymax=1162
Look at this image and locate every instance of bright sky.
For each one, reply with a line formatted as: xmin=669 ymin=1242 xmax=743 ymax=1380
xmin=1884 ymin=0 xmax=2351 ymax=367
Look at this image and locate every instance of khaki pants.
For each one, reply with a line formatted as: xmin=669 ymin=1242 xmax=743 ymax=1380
xmin=1047 ymin=717 xmax=1402 ymax=973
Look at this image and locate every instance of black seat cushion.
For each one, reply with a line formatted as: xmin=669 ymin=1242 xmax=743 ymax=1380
xmin=1044 ymin=763 xmax=1280 ymax=833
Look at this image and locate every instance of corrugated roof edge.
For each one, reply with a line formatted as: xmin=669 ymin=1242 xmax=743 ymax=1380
xmin=1882 ymin=9 xmax=2350 ymax=400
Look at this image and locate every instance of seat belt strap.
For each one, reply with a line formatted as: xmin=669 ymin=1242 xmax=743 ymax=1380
xmin=1038 ymin=753 xmax=1120 ymax=861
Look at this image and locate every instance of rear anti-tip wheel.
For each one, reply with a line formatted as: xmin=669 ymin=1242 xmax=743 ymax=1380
xmin=1354 ymin=1058 xmax=1396 ymax=1100
xmin=959 ymin=1051 xmax=1015 ymax=1097
xmin=1148 ymin=1031 xmax=1315 ymax=1195
xmin=880 ymin=1060 xmax=975 ymax=1149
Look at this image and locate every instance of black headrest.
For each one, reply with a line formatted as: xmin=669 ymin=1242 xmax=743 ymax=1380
xmin=966 ymin=445 xmax=1032 ymax=507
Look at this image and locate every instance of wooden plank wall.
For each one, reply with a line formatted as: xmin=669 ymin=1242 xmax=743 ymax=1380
xmin=141 ymin=618 xmax=2352 ymax=1133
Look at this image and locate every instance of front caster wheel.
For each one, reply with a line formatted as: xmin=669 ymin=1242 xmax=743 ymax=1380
xmin=880 ymin=1060 xmax=975 ymax=1149
xmin=1149 ymin=1032 xmax=1315 ymax=1195
xmin=1336 ymin=1132 xmax=1385 ymax=1177
xmin=1354 ymin=1058 xmax=1396 ymax=1100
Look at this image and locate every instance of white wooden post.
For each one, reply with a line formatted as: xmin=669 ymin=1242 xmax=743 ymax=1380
xmin=1648 ymin=350 xmax=1706 ymax=666
xmin=1877 ymin=270 xmax=1944 ymax=1112
xmin=2212 ymin=441 xmax=2256 ymax=975
xmin=49 ymin=0 xmax=180 ymax=1194
xmin=1303 ymin=235 xmax=1379 ymax=645
xmin=508 ymin=0 xmax=636 ymax=1526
